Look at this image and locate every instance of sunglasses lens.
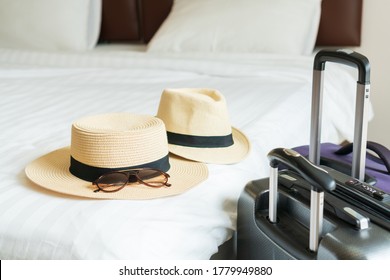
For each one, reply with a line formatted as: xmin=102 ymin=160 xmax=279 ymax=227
xmin=137 ymin=169 xmax=168 ymax=187
xmin=96 ymin=172 xmax=128 ymax=192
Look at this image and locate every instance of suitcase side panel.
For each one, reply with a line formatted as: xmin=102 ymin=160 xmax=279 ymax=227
xmin=237 ymin=177 xmax=390 ymax=260
xmin=237 ymin=179 xmax=296 ymax=260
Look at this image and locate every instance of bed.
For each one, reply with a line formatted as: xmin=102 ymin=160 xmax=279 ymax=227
xmin=0 ymin=0 xmax=367 ymax=260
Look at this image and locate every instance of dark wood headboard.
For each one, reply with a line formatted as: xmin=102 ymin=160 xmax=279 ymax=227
xmin=99 ymin=0 xmax=363 ymax=47
xmin=316 ymin=0 xmax=363 ymax=46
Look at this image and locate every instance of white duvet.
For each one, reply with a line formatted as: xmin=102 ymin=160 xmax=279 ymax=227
xmin=0 ymin=47 xmax=370 ymax=259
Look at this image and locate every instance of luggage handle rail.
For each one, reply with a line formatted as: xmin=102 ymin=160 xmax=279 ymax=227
xmin=310 ymin=49 xmax=371 ymax=181
xmin=267 ymin=148 xmax=336 ymax=252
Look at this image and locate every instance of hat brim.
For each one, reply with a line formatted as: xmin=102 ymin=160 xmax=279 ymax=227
xmin=168 ymin=127 xmax=250 ymax=164
xmin=25 ymin=147 xmax=208 ymax=200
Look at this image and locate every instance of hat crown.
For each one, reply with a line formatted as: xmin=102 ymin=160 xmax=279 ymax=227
xmin=70 ymin=113 xmax=168 ymax=168
xmin=157 ymin=88 xmax=232 ymax=136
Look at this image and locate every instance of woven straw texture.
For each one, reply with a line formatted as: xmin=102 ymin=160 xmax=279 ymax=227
xmin=25 ymin=113 xmax=208 ymax=199
xmin=157 ymin=88 xmax=250 ymax=164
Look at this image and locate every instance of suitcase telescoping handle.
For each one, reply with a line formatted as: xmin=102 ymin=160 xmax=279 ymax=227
xmin=310 ymin=49 xmax=371 ymax=181
xmin=267 ymin=148 xmax=336 ymax=252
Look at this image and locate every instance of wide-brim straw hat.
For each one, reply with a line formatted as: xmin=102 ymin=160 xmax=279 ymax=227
xmin=156 ymin=88 xmax=250 ymax=164
xmin=25 ymin=113 xmax=208 ymax=200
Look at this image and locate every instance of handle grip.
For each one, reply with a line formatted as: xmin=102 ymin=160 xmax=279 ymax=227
xmin=313 ymin=49 xmax=370 ymax=84
xmin=268 ymin=148 xmax=336 ymax=192
xmin=336 ymin=141 xmax=390 ymax=174
xmin=267 ymin=148 xmax=336 ymax=251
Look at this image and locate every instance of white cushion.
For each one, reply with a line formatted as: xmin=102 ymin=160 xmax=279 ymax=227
xmin=0 ymin=0 xmax=101 ymax=51
xmin=147 ymin=0 xmax=322 ymax=55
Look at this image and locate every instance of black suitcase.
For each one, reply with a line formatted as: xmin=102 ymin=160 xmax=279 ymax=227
xmin=236 ymin=50 xmax=390 ymax=259
xmin=236 ymin=148 xmax=390 ymax=259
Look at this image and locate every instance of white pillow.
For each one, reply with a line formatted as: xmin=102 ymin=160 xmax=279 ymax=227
xmin=147 ymin=0 xmax=322 ymax=55
xmin=0 ymin=0 xmax=101 ymax=51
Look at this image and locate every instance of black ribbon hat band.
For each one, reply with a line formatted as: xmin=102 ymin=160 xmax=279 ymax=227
xmin=69 ymin=154 xmax=170 ymax=182
xmin=166 ymin=131 xmax=234 ymax=148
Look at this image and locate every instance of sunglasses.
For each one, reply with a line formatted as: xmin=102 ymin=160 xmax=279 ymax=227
xmin=92 ymin=168 xmax=171 ymax=193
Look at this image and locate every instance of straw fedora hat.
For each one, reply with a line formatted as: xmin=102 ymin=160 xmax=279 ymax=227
xmin=25 ymin=113 xmax=208 ymax=200
xmin=156 ymin=88 xmax=250 ymax=164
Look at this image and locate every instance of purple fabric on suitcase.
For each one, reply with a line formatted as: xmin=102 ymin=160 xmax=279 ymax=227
xmin=293 ymin=141 xmax=390 ymax=193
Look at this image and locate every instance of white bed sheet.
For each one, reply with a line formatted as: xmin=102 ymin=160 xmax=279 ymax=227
xmin=0 ymin=47 xmax=370 ymax=259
